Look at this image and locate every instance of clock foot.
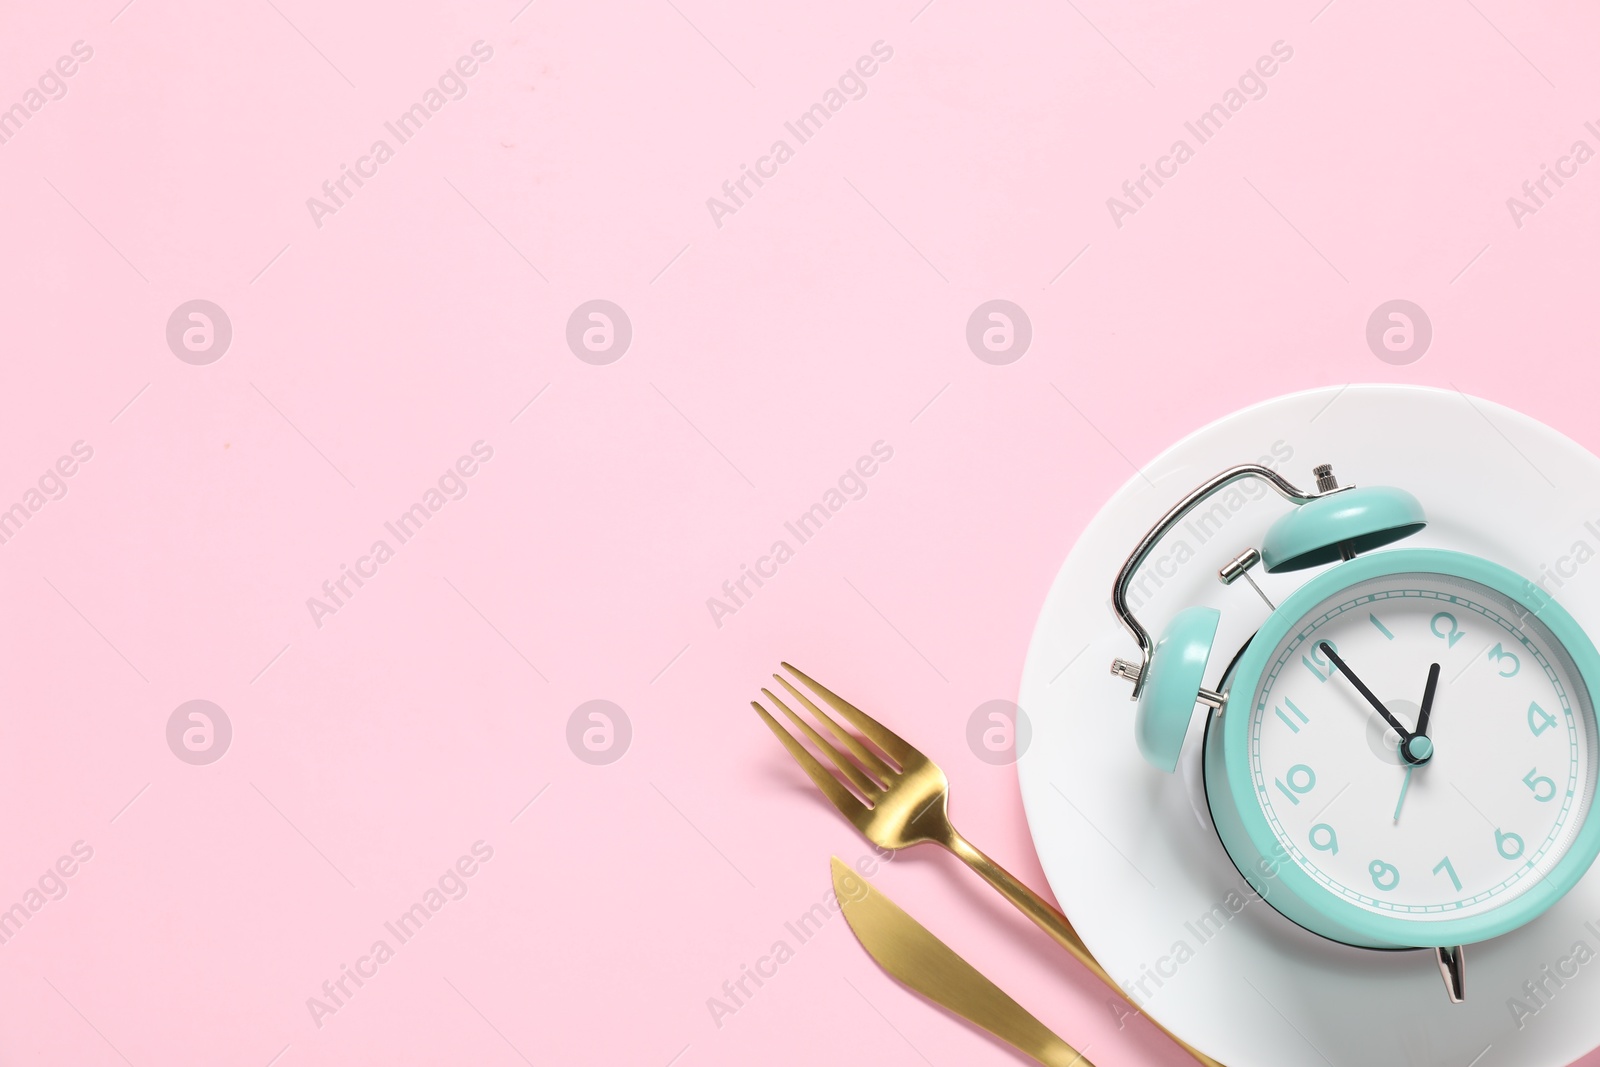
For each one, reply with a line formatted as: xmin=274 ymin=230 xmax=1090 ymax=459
xmin=1437 ymin=945 xmax=1466 ymax=1003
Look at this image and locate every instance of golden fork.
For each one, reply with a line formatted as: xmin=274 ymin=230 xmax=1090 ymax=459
xmin=751 ymin=663 xmax=1224 ymax=1067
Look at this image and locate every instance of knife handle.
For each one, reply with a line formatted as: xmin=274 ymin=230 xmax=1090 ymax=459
xmin=943 ymin=830 xmax=1226 ymax=1067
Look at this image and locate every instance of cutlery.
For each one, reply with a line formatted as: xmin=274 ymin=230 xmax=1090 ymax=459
xmin=832 ymin=856 xmax=1095 ymax=1067
xmin=751 ymin=662 xmax=1223 ymax=1067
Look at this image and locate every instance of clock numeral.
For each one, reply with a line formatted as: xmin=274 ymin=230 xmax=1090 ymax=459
xmin=1523 ymin=768 xmax=1558 ymax=803
xmin=1528 ymin=701 xmax=1558 ymax=737
xmin=1430 ymin=611 xmax=1466 ymax=648
xmin=1301 ymin=642 xmax=1339 ymax=683
xmin=1369 ymin=613 xmax=1395 ymax=640
xmin=1369 ymin=859 xmax=1400 ymax=892
xmin=1275 ymin=698 xmax=1310 ymax=734
xmin=1309 ymin=823 xmax=1339 ymax=856
xmin=1496 ymin=828 xmax=1526 ymax=860
xmin=1433 ymin=855 xmax=1462 ymax=892
xmin=1273 ymin=764 xmax=1317 ymax=805
xmin=1489 ymin=643 xmax=1521 ymax=678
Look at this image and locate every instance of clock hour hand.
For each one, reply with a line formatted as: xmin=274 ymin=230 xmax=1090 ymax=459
xmin=1318 ymin=642 xmax=1412 ymax=740
xmin=1414 ymin=662 xmax=1442 ymax=738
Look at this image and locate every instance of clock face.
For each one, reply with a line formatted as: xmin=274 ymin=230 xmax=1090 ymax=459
xmin=1249 ymin=570 xmax=1599 ymax=921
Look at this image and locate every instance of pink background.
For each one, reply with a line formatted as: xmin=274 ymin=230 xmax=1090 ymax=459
xmin=1 ymin=0 xmax=1598 ymax=1063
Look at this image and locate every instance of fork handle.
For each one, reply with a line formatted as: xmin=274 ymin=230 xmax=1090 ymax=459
xmin=943 ymin=831 xmax=1226 ymax=1067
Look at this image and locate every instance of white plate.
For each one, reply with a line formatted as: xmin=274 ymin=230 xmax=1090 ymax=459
xmin=1018 ymin=385 xmax=1600 ymax=1067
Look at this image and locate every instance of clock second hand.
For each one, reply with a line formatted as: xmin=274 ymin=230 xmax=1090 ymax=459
xmin=1394 ymin=765 xmax=1415 ymax=823
xmin=1394 ymin=663 xmax=1442 ymax=823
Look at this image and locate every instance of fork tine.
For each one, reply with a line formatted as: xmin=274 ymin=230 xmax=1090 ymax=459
xmin=773 ymin=674 xmax=894 ymax=782
xmin=750 ymin=700 xmax=864 ymax=815
xmin=762 ymin=687 xmax=883 ymax=796
xmin=781 ymin=662 xmax=914 ymax=765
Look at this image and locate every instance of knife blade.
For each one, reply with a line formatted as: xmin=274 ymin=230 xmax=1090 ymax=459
xmin=832 ymin=857 xmax=1095 ymax=1067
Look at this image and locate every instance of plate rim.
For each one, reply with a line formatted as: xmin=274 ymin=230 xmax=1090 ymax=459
xmin=1015 ymin=382 xmax=1600 ymax=1067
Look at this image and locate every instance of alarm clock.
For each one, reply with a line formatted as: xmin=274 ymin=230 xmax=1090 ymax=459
xmin=1109 ymin=462 xmax=1600 ymax=1003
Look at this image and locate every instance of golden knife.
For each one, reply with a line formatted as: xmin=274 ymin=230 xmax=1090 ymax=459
xmin=832 ymin=857 xmax=1095 ymax=1067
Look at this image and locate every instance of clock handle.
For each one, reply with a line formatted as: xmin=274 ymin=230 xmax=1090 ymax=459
xmin=1109 ymin=463 xmax=1337 ymax=698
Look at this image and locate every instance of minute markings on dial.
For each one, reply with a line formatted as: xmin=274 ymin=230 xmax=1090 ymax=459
xmin=1253 ymin=578 xmax=1589 ymax=920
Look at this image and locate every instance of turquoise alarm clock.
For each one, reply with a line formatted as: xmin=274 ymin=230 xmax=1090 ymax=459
xmin=1110 ymin=462 xmax=1600 ymax=1002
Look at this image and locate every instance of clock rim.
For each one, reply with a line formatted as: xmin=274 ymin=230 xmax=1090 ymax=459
xmin=1214 ymin=546 xmax=1600 ymax=948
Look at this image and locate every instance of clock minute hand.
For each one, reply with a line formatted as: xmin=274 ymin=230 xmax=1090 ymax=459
xmin=1318 ymin=642 xmax=1412 ymax=739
